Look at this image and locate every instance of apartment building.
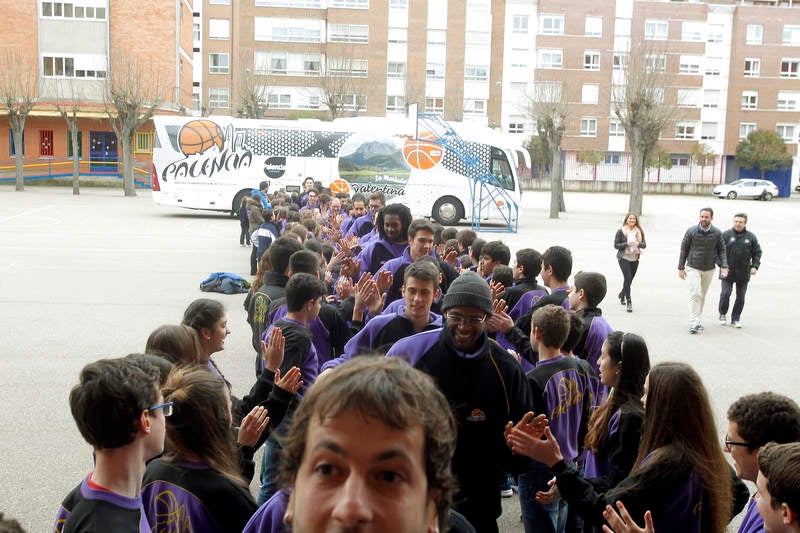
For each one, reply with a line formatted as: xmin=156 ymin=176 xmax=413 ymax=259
xmin=196 ymin=0 xmax=505 ymax=125
xmin=0 ymin=0 xmax=193 ymax=168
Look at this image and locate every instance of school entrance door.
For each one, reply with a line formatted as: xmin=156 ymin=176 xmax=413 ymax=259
xmin=89 ymin=131 xmax=118 ymax=171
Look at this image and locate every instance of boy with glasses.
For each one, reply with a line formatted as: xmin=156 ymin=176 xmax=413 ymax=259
xmin=726 ymin=392 xmax=800 ymax=533
xmin=55 ymin=357 xmax=166 ymax=531
xmin=387 ymin=271 xmax=532 ymax=532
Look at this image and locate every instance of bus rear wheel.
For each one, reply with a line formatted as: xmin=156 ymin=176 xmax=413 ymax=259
xmin=432 ymin=196 xmax=464 ymax=225
xmin=231 ymin=189 xmax=251 ymax=216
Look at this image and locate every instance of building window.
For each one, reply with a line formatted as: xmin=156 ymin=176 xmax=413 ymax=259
xmin=681 ymin=21 xmax=703 ymax=42
xmin=209 ymin=53 xmax=229 ymax=74
xmin=464 ymin=64 xmax=489 ymax=81
xmin=580 ymin=118 xmax=597 ymax=137
xmin=701 ymin=122 xmax=717 ymax=141
xmin=327 ymin=58 xmax=368 ymax=77
xmin=739 ymin=123 xmax=756 ymax=139
xmin=387 ymin=28 xmax=407 ymax=44
xmin=328 ymin=24 xmax=369 ymax=43
xmin=784 ymin=25 xmax=800 ymax=46
xmin=613 ymin=53 xmax=628 ymax=71
xmin=267 ymin=94 xmax=291 ymax=109
xmin=426 ymin=63 xmax=445 ymax=80
xmin=707 ymin=24 xmax=723 ymax=43
xmin=265 ymin=23 xmax=322 ymax=43
xmin=678 ymin=55 xmax=701 ymax=75
xmin=269 ymin=53 xmax=287 ymax=74
xmin=193 ymin=22 xmax=201 ymax=41
xmin=464 ymin=99 xmax=486 ymax=115
xmin=644 ymin=55 xmax=666 ymax=72
xmin=427 ymin=29 xmax=446 ymax=45
xmin=42 ymin=56 xmax=74 ymax=77
xmin=513 ymin=15 xmax=529 ymax=34
xmin=209 ymin=0 xmax=230 ymax=3
xmin=209 ymin=87 xmax=230 ymax=108
xmin=386 ymin=95 xmax=405 ymax=112
xmin=585 ymin=16 xmax=602 ymax=38
xmin=778 ymin=91 xmax=800 ymax=110
xmin=134 ymin=132 xmax=154 ymax=154
xmin=644 ymin=20 xmax=668 ymax=41
xmin=744 ymin=58 xmax=760 ymax=77
xmin=208 ymin=19 xmax=230 ymax=39
xmin=781 ymin=59 xmax=800 ymax=79
xmin=466 ymin=32 xmax=490 ymax=48
xmin=747 ymin=24 xmax=763 ymax=45
xmin=675 ymin=124 xmax=696 ymax=140
xmin=705 ymin=57 xmax=721 ymax=76
xmin=604 ymin=152 xmax=621 ymax=164
xmin=297 ymin=95 xmax=321 ymax=110
xmin=303 ymin=55 xmax=321 ymax=75
xmin=508 ymin=122 xmax=525 ymax=134
xmin=703 ymin=90 xmax=720 ymax=108
xmin=677 ymin=88 xmax=701 ymax=108
xmin=386 ymin=62 xmax=406 ymax=79
xmin=389 ymin=0 xmax=408 ymax=7
xmin=329 ymin=0 xmax=368 ymax=8
xmin=192 ymin=91 xmax=200 ymax=111
xmin=255 ymin=0 xmax=323 ymax=5
xmin=39 ymin=129 xmax=54 ymax=157
xmin=335 ymin=93 xmax=366 ymax=111
xmin=581 ymin=84 xmax=599 ymax=104
xmin=741 ymin=91 xmax=758 ymax=110
xmin=66 ymin=130 xmax=82 ymax=157
xmin=41 ymin=2 xmax=106 ymax=19
xmin=425 ymin=97 xmax=444 ymax=112
xmin=776 ymin=124 xmax=796 ymax=142
xmin=584 ymin=51 xmax=600 ymax=71
xmin=671 ymin=154 xmax=690 ymax=166
xmin=539 ymin=15 xmax=564 ymax=35
xmin=609 ymin=120 xmax=625 ymax=137
xmin=537 ymin=49 xmax=563 ymax=69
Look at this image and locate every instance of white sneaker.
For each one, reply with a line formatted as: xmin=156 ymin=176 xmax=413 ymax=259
xmin=732 ymin=321 xmax=742 ymax=328
xmin=719 ymin=314 xmax=727 ymax=325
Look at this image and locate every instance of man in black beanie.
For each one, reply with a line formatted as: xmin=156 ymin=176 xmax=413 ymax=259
xmin=388 ymin=271 xmax=532 ymax=532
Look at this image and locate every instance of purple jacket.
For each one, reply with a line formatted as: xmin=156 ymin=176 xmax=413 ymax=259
xmin=356 ymin=238 xmax=407 ymax=278
xmin=242 ymin=489 xmax=289 ymax=533
xmin=737 ymin=497 xmax=764 ymax=533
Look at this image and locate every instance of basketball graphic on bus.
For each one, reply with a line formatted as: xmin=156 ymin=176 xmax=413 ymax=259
xmin=329 ymin=178 xmax=351 ymax=194
xmin=403 ymin=132 xmax=443 ymax=170
xmin=178 ymin=120 xmax=225 ymax=157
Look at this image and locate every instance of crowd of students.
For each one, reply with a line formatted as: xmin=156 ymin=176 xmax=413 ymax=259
xmin=53 ymin=178 xmax=800 ymax=533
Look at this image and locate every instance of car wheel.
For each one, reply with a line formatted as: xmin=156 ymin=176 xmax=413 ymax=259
xmin=432 ymin=196 xmax=465 ymax=225
xmin=762 ymin=192 xmax=773 ymax=201
xmin=726 ymin=191 xmax=737 ymax=200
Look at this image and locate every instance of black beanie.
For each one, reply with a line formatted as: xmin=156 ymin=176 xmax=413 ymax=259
xmin=442 ymin=271 xmax=493 ymax=315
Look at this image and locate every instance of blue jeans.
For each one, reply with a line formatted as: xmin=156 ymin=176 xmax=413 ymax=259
xmin=518 ymin=465 xmax=568 ymax=533
xmin=257 ymin=438 xmax=282 ymax=505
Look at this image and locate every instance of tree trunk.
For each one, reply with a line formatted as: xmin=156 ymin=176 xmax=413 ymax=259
xmin=13 ymin=128 xmax=24 ymax=191
xmin=628 ymin=147 xmax=645 ymax=216
xmin=70 ymin=123 xmax=80 ymax=195
xmin=549 ymin=146 xmax=563 ymax=219
xmin=121 ymin=130 xmax=136 ymax=197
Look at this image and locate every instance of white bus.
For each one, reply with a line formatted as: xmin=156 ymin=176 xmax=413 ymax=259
xmin=150 ymin=115 xmax=527 ymax=225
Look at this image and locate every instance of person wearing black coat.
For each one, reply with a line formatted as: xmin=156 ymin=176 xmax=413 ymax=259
xmin=717 ymin=213 xmax=762 ymax=328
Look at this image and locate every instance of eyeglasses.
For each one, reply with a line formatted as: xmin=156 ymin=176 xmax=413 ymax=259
xmin=724 ymin=434 xmax=752 ymax=450
xmin=446 ymin=313 xmax=487 ymax=326
xmin=150 ymin=402 xmax=174 ymax=417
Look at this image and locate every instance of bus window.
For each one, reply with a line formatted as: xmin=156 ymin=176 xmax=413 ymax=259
xmin=491 ymin=148 xmax=515 ymax=191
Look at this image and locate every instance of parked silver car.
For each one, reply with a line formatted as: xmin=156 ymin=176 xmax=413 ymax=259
xmin=712 ymin=179 xmax=779 ymax=201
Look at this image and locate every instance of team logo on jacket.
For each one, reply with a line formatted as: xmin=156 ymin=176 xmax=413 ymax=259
xmin=467 ymin=408 xmax=486 ymax=422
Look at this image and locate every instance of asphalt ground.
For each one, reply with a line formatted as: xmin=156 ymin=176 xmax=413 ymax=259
xmin=1 ymin=184 xmax=798 ymax=531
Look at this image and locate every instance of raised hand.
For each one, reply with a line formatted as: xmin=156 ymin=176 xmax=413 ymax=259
xmin=375 ymin=269 xmax=393 ymax=294
xmin=237 ymin=406 xmax=270 ymax=447
xmin=275 ymin=366 xmax=303 ymax=394
xmin=261 ymin=328 xmax=285 ymax=373
xmin=602 ymin=502 xmax=655 ymax=533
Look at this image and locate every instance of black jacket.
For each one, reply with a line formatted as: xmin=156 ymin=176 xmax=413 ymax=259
xmin=722 ymin=228 xmax=761 ymax=283
xmin=678 ymin=224 xmax=727 ymax=271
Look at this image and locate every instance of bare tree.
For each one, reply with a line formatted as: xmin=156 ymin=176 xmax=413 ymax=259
xmin=612 ymin=44 xmax=676 ymax=215
xmin=0 ymin=49 xmax=38 ymax=191
xmin=105 ymin=53 xmax=165 ymax=196
xmin=49 ymin=79 xmax=88 ymax=195
xmin=320 ymin=50 xmax=367 ymax=120
xmin=235 ymin=49 xmax=274 ymax=119
xmin=525 ymin=81 xmax=568 ymax=218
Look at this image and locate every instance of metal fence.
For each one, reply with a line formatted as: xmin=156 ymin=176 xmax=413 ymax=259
xmin=0 ymin=157 xmax=152 ymax=188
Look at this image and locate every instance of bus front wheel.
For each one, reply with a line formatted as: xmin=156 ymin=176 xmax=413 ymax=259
xmin=432 ymin=196 xmax=464 ymax=225
xmin=231 ymin=189 xmax=251 ymax=216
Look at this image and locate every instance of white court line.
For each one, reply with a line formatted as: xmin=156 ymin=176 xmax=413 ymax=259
xmin=0 ymin=205 xmax=54 ymax=224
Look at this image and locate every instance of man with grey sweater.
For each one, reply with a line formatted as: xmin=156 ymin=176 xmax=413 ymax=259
xmin=678 ymin=207 xmax=728 ymax=334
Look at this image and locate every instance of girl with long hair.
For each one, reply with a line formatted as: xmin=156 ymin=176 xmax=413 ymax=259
xmin=614 ymin=213 xmax=646 ymax=313
xmin=583 ymin=331 xmax=650 ymax=491
xmin=509 ymin=362 xmax=738 ymax=533
xmin=141 ymin=366 xmax=257 ymax=532
xmin=145 ymin=324 xmax=202 ymax=366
